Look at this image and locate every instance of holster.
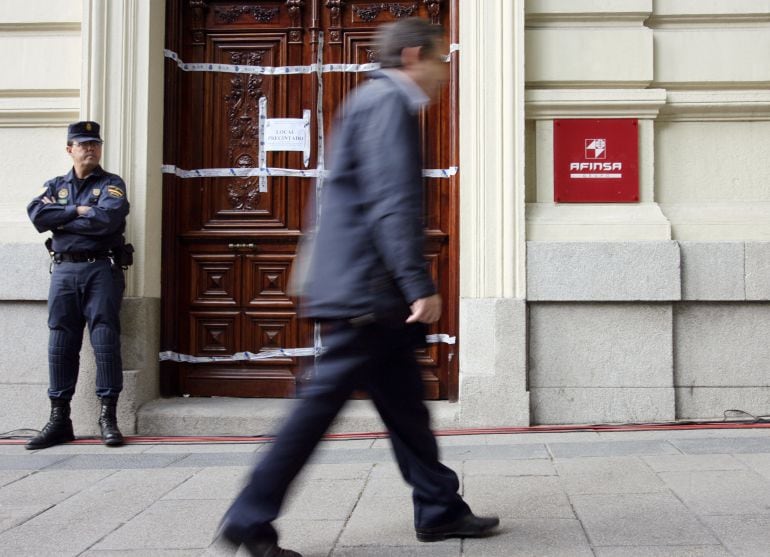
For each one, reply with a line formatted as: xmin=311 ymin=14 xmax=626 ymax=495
xmin=110 ymin=243 xmax=135 ymax=269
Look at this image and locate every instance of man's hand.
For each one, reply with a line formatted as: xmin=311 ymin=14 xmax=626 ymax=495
xmin=41 ymin=196 xmax=55 ymax=205
xmin=76 ymin=206 xmax=91 ymax=216
xmin=406 ymin=294 xmax=442 ymax=324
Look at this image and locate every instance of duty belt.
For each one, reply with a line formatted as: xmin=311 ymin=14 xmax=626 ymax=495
xmin=54 ymin=252 xmax=111 ymax=263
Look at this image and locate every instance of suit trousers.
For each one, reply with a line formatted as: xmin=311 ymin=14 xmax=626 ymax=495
xmin=47 ymin=260 xmax=125 ymax=400
xmin=223 ymin=319 xmax=470 ymax=542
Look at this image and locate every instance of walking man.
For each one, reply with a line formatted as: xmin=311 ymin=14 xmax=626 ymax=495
xmin=217 ymin=18 xmax=499 ymax=557
xmin=26 ymin=121 xmax=131 ymax=449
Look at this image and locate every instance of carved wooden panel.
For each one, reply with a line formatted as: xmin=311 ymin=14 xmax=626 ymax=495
xmin=243 ymin=254 xmax=295 ymax=308
xmin=190 ymin=311 xmax=240 ymax=356
xmin=190 ymin=253 xmax=240 ymax=306
xmin=200 ymin=35 xmax=292 ymax=229
xmin=243 ymin=311 xmax=297 ymax=364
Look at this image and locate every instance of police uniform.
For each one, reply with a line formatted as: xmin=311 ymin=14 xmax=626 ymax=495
xmin=25 ymin=121 xmax=130 ymax=449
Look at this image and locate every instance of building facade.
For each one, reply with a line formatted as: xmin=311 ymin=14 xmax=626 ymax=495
xmin=1 ymin=0 xmax=768 ymax=436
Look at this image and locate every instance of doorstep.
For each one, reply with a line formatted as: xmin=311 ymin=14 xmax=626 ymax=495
xmin=136 ymin=397 xmax=461 ymax=437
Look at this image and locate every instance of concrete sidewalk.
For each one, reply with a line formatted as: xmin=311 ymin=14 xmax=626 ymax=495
xmin=1 ymin=427 xmax=770 ymax=556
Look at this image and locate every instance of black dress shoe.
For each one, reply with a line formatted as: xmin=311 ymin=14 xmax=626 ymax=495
xmin=416 ymin=513 xmax=500 ymax=542
xmin=213 ymin=529 xmax=302 ymax=557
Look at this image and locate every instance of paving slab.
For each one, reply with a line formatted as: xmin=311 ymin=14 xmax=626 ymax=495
xmin=0 ymin=468 xmax=197 ymax=555
xmin=594 ymin=545 xmax=730 ymax=557
xmin=171 ymin=452 xmax=261 ymax=468
xmin=0 ymin=469 xmax=32 ymax=487
xmin=82 ymin=551 xmax=203 ymax=557
xmin=570 ymin=492 xmax=720 ymax=546
xmin=464 ymin=519 xmax=593 ymax=557
xmin=32 ymin=442 xmax=151 ymax=455
xmin=336 ymin=492 xmax=439 ymax=547
xmin=142 ymin=443 xmax=262 ymax=454
xmin=44 ymin=453 xmax=188 ymax=470
xmin=162 ymin=466 xmax=249 ymax=501
xmin=548 ymin=440 xmax=680 ymax=459
xmin=0 ymin=504 xmax=53 ymax=535
xmin=596 ymin=428 xmax=770 ymax=440
xmin=642 ymin=454 xmax=748 ymax=472
xmin=0 ymin=454 xmax=71 ymax=470
xmin=273 ymin=518 xmax=345 ymax=557
xmin=0 ymin=470 xmax=114 ymax=504
xmin=296 ymin=462 xmax=373 ymax=482
xmin=485 ymin=432 xmax=603 ymax=445
xmin=282 ymin=478 xmax=365 ymax=521
xmin=735 ymin=453 xmax=770 ymax=480
xmin=462 ymin=475 xmax=575 ymax=519
xmin=94 ymin=499 xmax=230 ymax=550
xmin=443 ymin=443 xmax=550 ymax=460
xmin=358 ymin=477 xmax=416 ymax=500
xmin=701 ymin=515 xmax=770 ymax=557
xmin=658 ymin=470 xmax=770 ymax=515
xmin=463 ymin=458 xmax=556 ymax=477
xmin=308 ymin=447 xmax=393 ymax=464
xmin=671 ymin=436 xmax=770 ymax=454
xmin=333 ymin=543 xmax=460 ymax=556
xmin=555 ymin=457 xmax=666 ymax=494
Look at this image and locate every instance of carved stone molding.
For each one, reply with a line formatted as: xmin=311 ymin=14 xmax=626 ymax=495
xmin=353 ymin=3 xmax=417 ymax=23
xmin=423 ymin=0 xmax=442 ymax=24
xmin=214 ymin=6 xmax=280 ymax=24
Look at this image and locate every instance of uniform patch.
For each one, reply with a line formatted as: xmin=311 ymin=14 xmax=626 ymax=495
xmin=92 ymin=188 xmax=101 ymax=196
xmin=106 ymin=185 xmax=124 ymax=198
xmin=57 ymin=189 xmax=68 ymax=199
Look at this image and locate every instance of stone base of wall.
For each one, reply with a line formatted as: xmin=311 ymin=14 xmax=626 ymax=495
xmin=527 ymin=241 xmax=770 ymax=425
xmin=0 ymin=297 xmax=159 ymax=436
xmin=458 ymin=298 xmax=531 ymax=426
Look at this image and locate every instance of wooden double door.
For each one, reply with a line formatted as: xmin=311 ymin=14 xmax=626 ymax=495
xmin=161 ymin=0 xmax=459 ymax=400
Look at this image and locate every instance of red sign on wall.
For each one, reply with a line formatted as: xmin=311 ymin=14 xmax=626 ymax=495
xmin=553 ymin=119 xmax=639 ymax=203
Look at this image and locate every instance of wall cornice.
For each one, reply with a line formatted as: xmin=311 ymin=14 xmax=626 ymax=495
xmin=659 ymin=90 xmax=770 ymax=122
xmin=0 ymin=89 xmax=78 ymax=127
xmin=525 ymin=89 xmax=667 ymax=120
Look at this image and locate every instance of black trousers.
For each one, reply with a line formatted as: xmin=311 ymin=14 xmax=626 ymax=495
xmin=47 ymin=260 xmax=125 ymax=400
xmin=223 ymin=320 xmax=469 ymax=542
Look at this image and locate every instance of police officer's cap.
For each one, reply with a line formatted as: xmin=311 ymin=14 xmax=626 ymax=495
xmin=67 ymin=121 xmax=102 ymax=143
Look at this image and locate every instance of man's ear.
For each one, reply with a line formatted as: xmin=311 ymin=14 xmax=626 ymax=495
xmin=400 ymin=45 xmax=422 ymax=68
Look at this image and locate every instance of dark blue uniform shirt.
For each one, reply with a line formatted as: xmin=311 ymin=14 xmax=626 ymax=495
xmin=27 ymin=166 xmax=129 ymax=253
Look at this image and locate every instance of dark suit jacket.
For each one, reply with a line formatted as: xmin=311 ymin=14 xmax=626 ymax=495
xmin=303 ymin=71 xmax=436 ymax=322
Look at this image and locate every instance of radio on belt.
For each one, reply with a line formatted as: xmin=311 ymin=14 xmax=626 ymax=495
xmin=553 ymin=118 xmax=639 ymax=203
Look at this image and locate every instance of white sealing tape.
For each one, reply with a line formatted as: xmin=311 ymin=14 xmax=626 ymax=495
xmin=159 ymin=348 xmax=320 ymax=363
xmin=165 ymin=49 xmax=379 ymax=75
xmin=161 ymin=164 xmax=457 ymax=179
xmin=159 ymin=335 xmax=455 ymax=363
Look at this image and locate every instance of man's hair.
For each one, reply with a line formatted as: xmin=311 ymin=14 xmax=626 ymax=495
xmin=377 ymin=17 xmax=443 ymax=69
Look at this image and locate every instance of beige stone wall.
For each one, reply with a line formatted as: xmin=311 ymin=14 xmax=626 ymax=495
xmin=0 ymin=1 xmax=81 ymax=243
xmin=525 ymin=0 xmax=770 ymax=241
xmin=0 ymin=0 xmax=163 ymax=435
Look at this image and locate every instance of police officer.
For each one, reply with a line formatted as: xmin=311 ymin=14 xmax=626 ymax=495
xmin=26 ymin=121 xmax=130 ymax=449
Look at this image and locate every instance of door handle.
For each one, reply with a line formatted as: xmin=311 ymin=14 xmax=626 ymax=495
xmin=228 ymin=243 xmax=256 ymax=249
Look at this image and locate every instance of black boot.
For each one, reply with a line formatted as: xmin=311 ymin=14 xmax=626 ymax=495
xmin=98 ymin=397 xmax=124 ymax=447
xmin=25 ymin=399 xmax=75 ymax=450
